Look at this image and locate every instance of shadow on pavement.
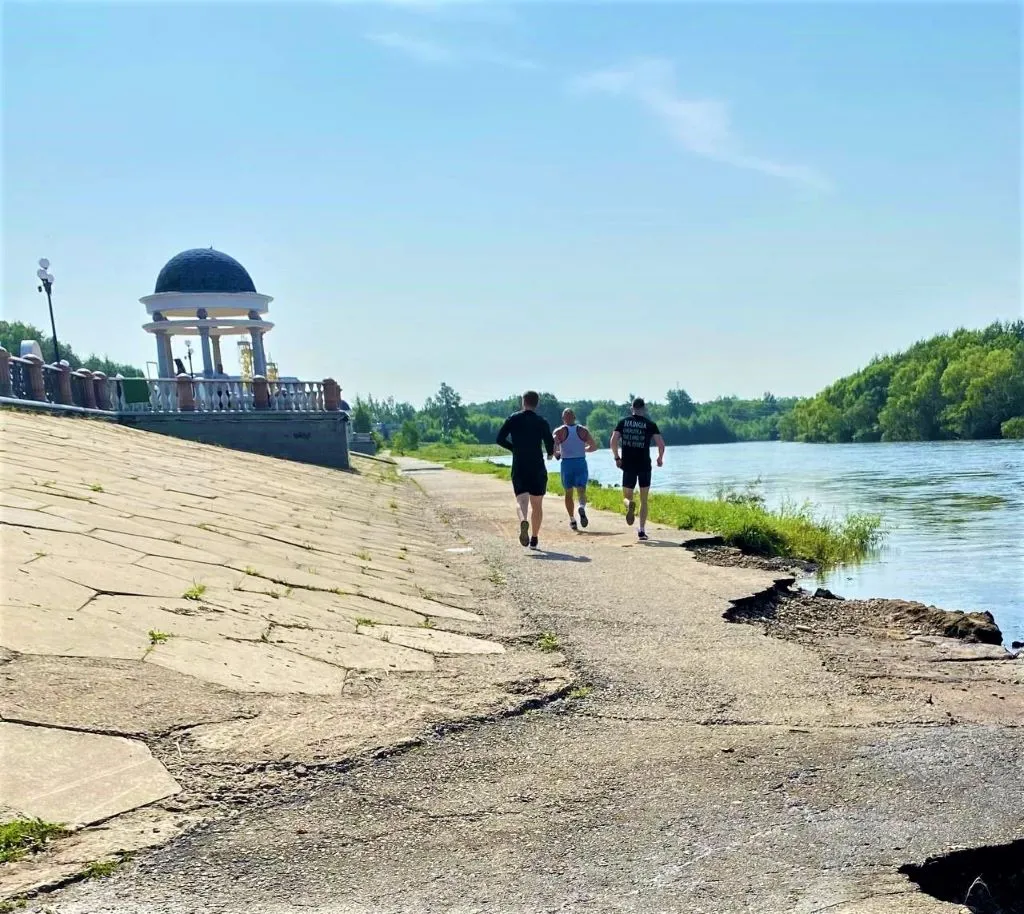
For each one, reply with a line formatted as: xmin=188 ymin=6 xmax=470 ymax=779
xmin=529 ymin=551 xmax=592 ymax=563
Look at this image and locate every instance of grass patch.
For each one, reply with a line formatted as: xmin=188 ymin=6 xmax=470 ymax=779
xmin=0 ymin=898 xmax=27 ymax=913
xmin=81 ymin=854 xmax=129 ymax=879
xmin=243 ymin=566 xmax=259 ymax=576
xmin=447 ymin=460 xmax=883 ymax=567
xmin=356 ymin=549 xmax=372 ymax=562
xmin=182 ymin=582 xmax=207 ymax=600
xmin=567 ymin=685 xmax=593 ymax=700
xmin=355 ymin=617 xmax=377 ymax=627
xmin=147 ymin=630 xmax=171 ymax=645
xmin=0 ymin=819 xmax=68 ymax=863
xmin=88 ymin=483 xmax=104 ymax=493
xmin=420 ymin=618 xmax=435 ymax=629
xmin=410 ymin=442 xmax=506 ymax=462
xmin=537 ymin=631 xmax=560 ymax=653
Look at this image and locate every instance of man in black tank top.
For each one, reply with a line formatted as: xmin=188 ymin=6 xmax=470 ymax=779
xmin=610 ymin=397 xmax=666 ymax=541
xmin=496 ymin=390 xmax=554 ymax=549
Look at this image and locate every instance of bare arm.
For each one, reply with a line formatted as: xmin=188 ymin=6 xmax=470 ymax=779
xmin=654 ymin=433 xmax=666 ymax=467
xmin=610 ymin=430 xmax=622 ymax=464
xmin=580 ymin=426 xmax=599 ymax=453
xmin=552 ymin=425 xmax=566 ymax=459
xmin=496 ymin=418 xmax=514 ymax=452
xmin=543 ymin=421 xmax=555 ymax=460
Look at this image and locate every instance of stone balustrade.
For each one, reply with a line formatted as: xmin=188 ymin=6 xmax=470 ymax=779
xmin=0 ymin=347 xmax=346 ymax=418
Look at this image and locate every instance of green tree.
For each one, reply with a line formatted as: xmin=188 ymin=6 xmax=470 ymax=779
xmin=1001 ymin=417 xmax=1024 ymax=439
xmin=423 ymin=382 xmax=468 ymax=441
xmin=0 ymin=320 xmax=144 ymax=376
xmin=666 ymin=388 xmax=696 ymax=419
xmin=585 ymin=405 xmax=619 ymax=448
xmin=351 ymin=399 xmax=373 ymax=433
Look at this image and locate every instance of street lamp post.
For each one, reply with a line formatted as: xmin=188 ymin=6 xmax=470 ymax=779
xmin=35 ymin=259 xmax=59 ymax=363
xmin=184 ymin=339 xmax=195 ymax=378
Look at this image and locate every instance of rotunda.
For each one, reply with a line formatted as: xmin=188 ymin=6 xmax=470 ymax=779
xmin=141 ymin=248 xmax=274 ymax=378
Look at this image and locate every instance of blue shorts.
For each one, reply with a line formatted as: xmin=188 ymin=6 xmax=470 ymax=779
xmin=560 ymin=457 xmax=589 ymax=490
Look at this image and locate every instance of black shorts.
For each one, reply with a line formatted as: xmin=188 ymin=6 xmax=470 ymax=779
xmin=512 ymin=470 xmax=548 ymax=497
xmin=621 ymin=464 xmax=652 ymax=490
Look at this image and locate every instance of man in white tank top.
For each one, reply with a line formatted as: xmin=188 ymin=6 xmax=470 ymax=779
xmin=553 ymin=408 xmax=598 ymax=530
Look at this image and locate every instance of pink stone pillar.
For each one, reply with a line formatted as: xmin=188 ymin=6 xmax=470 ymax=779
xmin=25 ymin=355 xmax=46 ymax=401
xmin=0 ymin=347 xmax=12 ymax=398
xmin=57 ymin=361 xmax=73 ymax=405
xmin=92 ymin=372 xmax=110 ymax=410
xmin=74 ymin=369 xmax=97 ymax=408
xmin=323 ymin=378 xmax=340 ymax=411
xmin=176 ymin=373 xmax=196 ymax=412
xmin=252 ymin=375 xmax=270 ymax=410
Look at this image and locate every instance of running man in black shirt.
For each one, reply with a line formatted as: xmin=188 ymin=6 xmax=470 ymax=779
xmin=497 ymin=390 xmax=555 ymax=548
xmin=610 ymin=397 xmax=666 ymax=541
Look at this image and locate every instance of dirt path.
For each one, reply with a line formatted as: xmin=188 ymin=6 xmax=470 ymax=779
xmin=34 ymin=462 xmax=1023 ymax=914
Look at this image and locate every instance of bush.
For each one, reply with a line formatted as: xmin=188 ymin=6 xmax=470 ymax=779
xmin=1001 ymin=416 xmax=1024 ymax=439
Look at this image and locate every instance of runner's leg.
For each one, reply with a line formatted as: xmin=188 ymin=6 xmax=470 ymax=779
xmin=639 ymin=487 xmax=650 ymax=530
xmin=564 ymin=489 xmax=575 ymax=518
xmin=529 ymin=493 xmax=544 ymax=537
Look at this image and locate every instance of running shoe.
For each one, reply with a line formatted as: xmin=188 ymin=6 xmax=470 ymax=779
xmin=625 ymin=501 xmax=636 ymax=526
xmin=519 ymin=520 xmax=530 ymax=547
xmin=579 ymin=506 xmax=589 ymax=528
xmin=637 ymin=529 xmax=649 ymax=541
xmin=529 ymin=536 xmax=539 ymax=549
xmin=570 ymin=519 xmax=578 ymax=531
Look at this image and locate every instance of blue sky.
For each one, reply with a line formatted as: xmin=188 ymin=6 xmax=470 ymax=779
xmin=3 ymin=1 xmax=1020 ymax=405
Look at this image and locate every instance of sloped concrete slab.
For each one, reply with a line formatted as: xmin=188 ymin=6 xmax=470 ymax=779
xmin=0 ymin=605 xmax=147 ymax=658
xmin=89 ymin=529 xmax=226 ymax=564
xmin=0 ymin=506 xmax=89 ymax=533
xmin=289 ymin=589 xmax=426 ymax=627
xmin=144 ymin=637 xmax=350 ymax=694
xmin=358 ymin=625 xmax=505 ymax=655
xmin=31 ymin=556 xmax=191 ymax=598
xmin=1 ymin=526 xmax=145 ymax=565
xmin=0 ymin=721 xmax=180 ymax=827
xmin=81 ymin=596 xmax=267 ymax=642
xmin=134 ymin=556 xmax=247 ymax=590
xmin=225 ymin=561 xmax=348 ymax=593
xmin=269 ymin=627 xmax=435 ymax=672
xmin=358 ymin=587 xmax=483 ymax=622
xmin=1 ymin=567 xmax=95 ymax=612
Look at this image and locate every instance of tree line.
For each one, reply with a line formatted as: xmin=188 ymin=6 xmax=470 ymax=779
xmin=353 ymin=384 xmax=799 ymax=449
xmin=0 ymin=320 xmax=144 ymax=378
xmin=778 ymin=320 xmax=1024 ymax=442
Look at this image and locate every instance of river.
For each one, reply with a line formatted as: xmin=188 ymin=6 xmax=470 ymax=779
xmin=494 ymin=440 xmax=1024 ymax=644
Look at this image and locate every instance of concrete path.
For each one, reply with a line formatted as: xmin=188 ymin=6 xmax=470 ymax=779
xmin=0 ymin=413 xmax=569 ymax=897
xmin=35 ymin=458 xmax=1022 ymax=913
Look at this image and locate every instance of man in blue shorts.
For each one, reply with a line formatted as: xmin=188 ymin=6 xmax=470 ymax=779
xmin=610 ymin=397 xmax=666 ymax=541
xmin=553 ymin=408 xmax=598 ymax=531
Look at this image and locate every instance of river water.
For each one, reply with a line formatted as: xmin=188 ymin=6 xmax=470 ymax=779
xmin=495 ymin=441 xmax=1024 ymax=644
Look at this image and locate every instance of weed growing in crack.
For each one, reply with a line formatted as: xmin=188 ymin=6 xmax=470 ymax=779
xmin=0 ymin=897 xmax=27 ymax=912
xmin=81 ymin=855 xmax=129 ymax=879
xmin=33 ymin=551 xmax=47 ymax=559
xmin=380 ymin=632 xmax=391 ymax=643
xmin=0 ymin=819 xmax=69 ymax=863
xmin=89 ymin=483 xmax=104 ymax=493
xmin=488 ymin=567 xmax=506 ymax=587
xmin=356 ymin=549 xmax=372 ymax=562
xmin=355 ymin=617 xmax=377 ymax=627
xmin=420 ymin=618 xmax=435 ymax=629
xmin=148 ymin=630 xmax=171 ymax=645
xmin=182 ymin=582 xmax=207 ymax=601
xmin=568 ymin=685 xmax=593 ymax=700
xmin=331 ymin=587 xmax=347 ymax=596
xmin=537 ymin=631 xmax=560 ymax=653
xmin=243 ymin=566 xmax=259 ymax=576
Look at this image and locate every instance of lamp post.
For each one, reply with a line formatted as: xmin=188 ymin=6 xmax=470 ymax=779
xmin=35 ymin=259 xmax=60 ymax=363
xmin=184 ymin=339 xmax=195 ymax=378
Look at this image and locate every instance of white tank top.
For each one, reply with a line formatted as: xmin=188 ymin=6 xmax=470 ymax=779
xmin=560 ymin=425 xmax=586 ymax=459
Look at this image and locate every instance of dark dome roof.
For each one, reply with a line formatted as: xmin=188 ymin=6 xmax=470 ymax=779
xmin=154 ymin=248 xmax=257 ymax=294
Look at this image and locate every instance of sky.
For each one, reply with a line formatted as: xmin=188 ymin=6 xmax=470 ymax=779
xmin=2 ymin=1 xmax=1020 ymax=406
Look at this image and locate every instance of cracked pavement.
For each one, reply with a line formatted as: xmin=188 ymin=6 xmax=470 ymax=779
xmin=31 ymin=458 xmax=1023 ymax=913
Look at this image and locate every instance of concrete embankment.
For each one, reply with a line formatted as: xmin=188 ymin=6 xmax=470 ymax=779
xmin=24 ymin=449 xmax=1022 ymax=914
xmin=0 ymin=411 xmax=570 ymax=899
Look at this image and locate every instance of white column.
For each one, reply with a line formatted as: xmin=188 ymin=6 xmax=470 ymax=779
xmin=250 ymin=328 xmax=267 ymax=376
xmin=211 ymin=335 xmax=224 ymax=373
xmin=198 ymin=328 xmax=214 ymax=378
xmin=155 ymin=332 xmax=169 ymax=378
xmin=160 ymin=334 xmax=174 ymax=378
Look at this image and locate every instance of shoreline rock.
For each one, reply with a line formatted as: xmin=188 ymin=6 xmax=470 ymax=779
xmin=694 ymin=546 xmax=1007 ymax=647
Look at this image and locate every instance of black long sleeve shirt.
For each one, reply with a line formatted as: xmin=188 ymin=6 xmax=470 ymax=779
xmin=496 ymin=410 xmax=554 ymax=474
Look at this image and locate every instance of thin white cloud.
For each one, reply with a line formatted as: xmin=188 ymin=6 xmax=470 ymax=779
xmin=366 ymin=32 xmax=455 ymax=64
xmin=366 ymin=31 xmax=540 ymax=71
xmin=572 ymin=59 xmax=831 ymax=191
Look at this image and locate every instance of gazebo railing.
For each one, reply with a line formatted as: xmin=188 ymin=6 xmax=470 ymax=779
xmin=0 ymin=348 xmax=345 ymax=417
